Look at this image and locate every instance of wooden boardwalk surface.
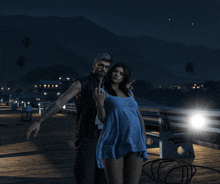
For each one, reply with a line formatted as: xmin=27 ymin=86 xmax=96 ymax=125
xmin=0 ymin=106 xmax=220 ymax=184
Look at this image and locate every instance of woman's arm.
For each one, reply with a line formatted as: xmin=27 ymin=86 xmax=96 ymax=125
xmin=97 ymin=106 xmax=106 ymax=124
xmin=131 ymin=91 xmax=147 ymax=140
xmin=138 ymin=108 xmax=147 ymax=141
xmin=93 ymin=80 xmax=106 ymax=124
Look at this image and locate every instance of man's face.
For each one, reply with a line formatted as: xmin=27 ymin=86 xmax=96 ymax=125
xmin=94 ymin=60 xmax=111 ymax=77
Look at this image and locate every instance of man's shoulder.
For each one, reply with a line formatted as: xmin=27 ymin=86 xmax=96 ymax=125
xmin=74 ymin=73 xmax=96 ymax=89
xmin=74 ymin=73 xmax=92 ymax=82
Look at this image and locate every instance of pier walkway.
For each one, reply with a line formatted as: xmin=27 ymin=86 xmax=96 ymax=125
xmin=0 ymin=106 xmax=220 ymax=184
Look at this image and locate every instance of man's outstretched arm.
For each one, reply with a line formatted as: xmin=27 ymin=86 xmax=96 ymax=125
xmin=27 ymin=80 xmax=82 ymax=140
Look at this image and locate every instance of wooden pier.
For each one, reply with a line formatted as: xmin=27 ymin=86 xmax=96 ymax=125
xmin=0 ymin=106 xmax=220 ymax=184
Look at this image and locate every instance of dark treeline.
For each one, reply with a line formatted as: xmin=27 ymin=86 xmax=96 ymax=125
xmin=18 ymin=65 xmax=78 ymax=83
xmin=132 ymin=79 xmax=220 ymax=109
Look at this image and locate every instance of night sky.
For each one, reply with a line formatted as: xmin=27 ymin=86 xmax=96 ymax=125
xmin=1 ymin=0 xmax=220 ymax=87
xmin=2 ymin=0 xmax=220 ymax=48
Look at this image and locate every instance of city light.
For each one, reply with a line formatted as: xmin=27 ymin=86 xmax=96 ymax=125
xmin=63 ymin=105 xmax=66 ymax=109
xmin=190 ymin=114 xmax=205 ymax=129
xmin=27 ymin=102 xmax=30 ymax=104
xmin=44 ymin=92 xmax=47 ymax=95
xmin=57 ymin=92 xmax=60 ymax=95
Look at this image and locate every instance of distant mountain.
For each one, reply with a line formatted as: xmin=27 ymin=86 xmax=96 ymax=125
xmin=120 ymin=35 xmax=220 ymax=86
xmin=1 ymin=15 xmax=220 ymax=88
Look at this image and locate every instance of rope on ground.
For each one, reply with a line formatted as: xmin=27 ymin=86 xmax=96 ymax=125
xmin=142 ymin=157 xmax=220 ymax=184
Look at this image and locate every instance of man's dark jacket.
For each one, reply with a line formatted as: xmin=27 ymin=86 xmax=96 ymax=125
xmin=74 ymin=72 xmax=103 ymax=148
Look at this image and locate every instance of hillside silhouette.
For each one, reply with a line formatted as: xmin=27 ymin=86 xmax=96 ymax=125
xmin=1 ymin=15 xmax=220 ymax=87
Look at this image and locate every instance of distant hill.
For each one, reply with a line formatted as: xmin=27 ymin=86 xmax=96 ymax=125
xmin=1 ymin=15 xmax=220 ymax=88
xmin=121 ymin=35 xmax=220 ymax=85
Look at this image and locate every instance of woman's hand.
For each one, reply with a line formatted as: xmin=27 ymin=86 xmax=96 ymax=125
xmin=126 ymin=80 xmax=135 ymax=90
xmin=26 ymin=122 xmax=41 ymax=140
xmin=93 ymin=80 xmax=105 ymax=106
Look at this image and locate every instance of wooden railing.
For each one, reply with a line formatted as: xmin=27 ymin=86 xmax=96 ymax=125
xmin=38 ymin=102 xmax=76 ymax=114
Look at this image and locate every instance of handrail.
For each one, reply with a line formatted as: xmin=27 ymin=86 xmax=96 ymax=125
xmin=39 ymin=102 xmax=220 ymax=134
xmin=39 ymin=102 xmax=220 ymax=127
xmin=38 ymin=102 xmax=220 ymax=149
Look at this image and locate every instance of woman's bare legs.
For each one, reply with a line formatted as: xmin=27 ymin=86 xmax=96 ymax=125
xmin=102 ymin=156 xmax=124 ymax=184
xmin=123 ymin=152 xmax=143 ymax=184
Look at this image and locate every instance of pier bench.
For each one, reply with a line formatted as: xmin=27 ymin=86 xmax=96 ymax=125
xmin=139 ymin=106 xmax=220 ymax=159
xmin=139 ymin=106 xmax=195 ymax=159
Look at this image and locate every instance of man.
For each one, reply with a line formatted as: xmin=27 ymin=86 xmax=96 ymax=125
xmin=26 ymin=53 xmax=134 ymax=184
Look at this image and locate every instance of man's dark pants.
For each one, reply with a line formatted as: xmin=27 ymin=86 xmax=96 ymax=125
xmin=74 ymin=129 xmax=107 ymax=184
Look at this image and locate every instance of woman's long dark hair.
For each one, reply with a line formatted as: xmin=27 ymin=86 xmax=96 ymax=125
xmin=104 ymin=62 xmax=131 ymax=97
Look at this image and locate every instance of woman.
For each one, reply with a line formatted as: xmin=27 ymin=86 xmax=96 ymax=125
xmin=93 ymin=62 xmax=148 ymax=184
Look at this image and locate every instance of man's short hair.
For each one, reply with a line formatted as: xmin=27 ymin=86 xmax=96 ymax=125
xmin=94 ymin=53 xmax=113 ymax=65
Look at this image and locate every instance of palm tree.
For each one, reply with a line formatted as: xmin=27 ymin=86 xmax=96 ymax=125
xmin=185 ymin=62 xmax=194 ymax=74
xmin=22 ymin=37 xmax=32 ymax=48
xmin=17 ymin=55 xmax=26 ymax=68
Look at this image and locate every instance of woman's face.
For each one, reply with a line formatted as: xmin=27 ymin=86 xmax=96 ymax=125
xmin=111 ymin=67 xmax=124 ymax=84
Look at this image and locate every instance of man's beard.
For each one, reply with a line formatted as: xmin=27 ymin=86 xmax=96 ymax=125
xmin=97 ymin=71 xmax=106 ymax=77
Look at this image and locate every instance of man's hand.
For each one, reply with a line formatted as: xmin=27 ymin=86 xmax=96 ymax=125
xmin=26 ymin=122 xmax=41 ymax=140
xmin=93 ymin=79 xmax=105 ymax=106
xmin=126 ymin=80 xmax=135 ymax=90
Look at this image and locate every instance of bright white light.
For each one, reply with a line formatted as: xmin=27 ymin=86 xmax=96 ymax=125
xmin=21 ymin=101 xmax=24 ymax=103
xmin=1 ymin=87 xmax=3 ymax=90
xmin=190 ymin=114 xmax=205 ymax=129
xmin=169 ymin=19 xmax=171 ymax=21
xmin=38 ymin=103 xmax=40 ymax=106
xmin=57 ymin=92 xmax=60 ymax=95
xmin=44 ymin=92 xmax=47 ymax=95
xmin=8 ymin=88 xmax=10 ymax=90
xmin=63 ymin=105 xmax=66 ymax=109
xmin=27 ymin=102 xmax=30 ymax=104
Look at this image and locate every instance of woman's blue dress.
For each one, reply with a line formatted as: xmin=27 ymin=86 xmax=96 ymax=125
xmin=96 ymin=88 xmax=148 ymax=169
